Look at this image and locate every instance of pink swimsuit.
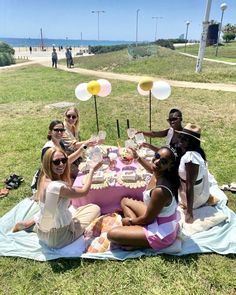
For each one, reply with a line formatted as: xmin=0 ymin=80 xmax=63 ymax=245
xmin=143 ymin=185 xmax=179 ymax=251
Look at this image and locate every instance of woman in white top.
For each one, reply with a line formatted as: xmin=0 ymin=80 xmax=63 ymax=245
xmin=35 ymin=147 xmax=102 ymax=248
xmin=107 ymin=146 xmax=180 ymax=250
xmin=177 ymin=123 xmax=210 ymax=223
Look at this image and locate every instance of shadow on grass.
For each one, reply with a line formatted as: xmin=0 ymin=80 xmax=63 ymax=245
xmin=48 ymin=257 xmax=102 ymax=273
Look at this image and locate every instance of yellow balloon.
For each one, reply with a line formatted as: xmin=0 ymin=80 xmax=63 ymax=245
xmin=87 ymin=80 xmax=101 ymax=95
xmin=139 ymin=77 xmax=154 ymax=91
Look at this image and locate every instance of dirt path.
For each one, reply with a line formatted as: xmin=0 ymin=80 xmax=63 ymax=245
xmin=1 ymin=56 xmax=236 ymax=93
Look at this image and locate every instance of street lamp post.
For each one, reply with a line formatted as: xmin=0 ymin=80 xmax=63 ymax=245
xmin=195 ymin=0 xmax=212 ymax=73
xmin=152 ymin=16 xmax=163 ymax=42
xmin=215 ymin=3 xmax=227 ymax=57
xmin=91 ymin=10 xmax=105 ymax=42
xmin=136 ymin=9 xmax=140 ymax=46
xmin=184 ymin=21 xmax=191 ymax=52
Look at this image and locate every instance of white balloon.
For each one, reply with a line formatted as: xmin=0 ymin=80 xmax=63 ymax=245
xmin=151 ymin=81 xmax=171 ymax=100
xmin=97 ymin=79 xmax=112 ymax=97
xmin=137 ymin=84 xmax=149 ymax=96
xmin=75 ymin=83 xmax=92 ymax=101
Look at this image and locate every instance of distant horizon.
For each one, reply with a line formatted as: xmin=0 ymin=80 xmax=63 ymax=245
xmin=1 ymin=1 xmax=236 ymax=42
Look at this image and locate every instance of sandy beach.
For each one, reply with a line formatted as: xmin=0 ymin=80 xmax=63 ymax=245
xmin=14 ymin=46 xmax=89 ymax=60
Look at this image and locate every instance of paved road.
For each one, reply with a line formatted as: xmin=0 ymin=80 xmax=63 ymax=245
xmin=1 ymin=51 xmax=236 ymax=93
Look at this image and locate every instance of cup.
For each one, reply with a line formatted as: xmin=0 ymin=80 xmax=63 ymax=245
xmin=127 ymin=128 xmax=137 ymax=139
xmin=135 ymin=133 xmax=146 ymax=146
xmin=107 ymin=172 xmax=117 ymax=186
xmin=108 ymin=152 xmax=118 ymax=170
xmin=98 ymin=130 xmax=106 ymax=140
xmin=125 ymin=139 xmax=136 ymax=149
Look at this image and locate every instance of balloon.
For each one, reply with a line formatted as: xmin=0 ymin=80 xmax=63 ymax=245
xmin=139 ymin=77 xmax=153 ymax=91
xmin=151 ymin=81 xmax=171 ymax=100
xmin=97 ymin=79 xmax=112 ymax=97
xmin=75 ymin=83 xmax=92 ymax=101
xmin=137 ymin=84 xmax=149 ymax=96
xmin=87 ymin=80 xmax=101 ymax=95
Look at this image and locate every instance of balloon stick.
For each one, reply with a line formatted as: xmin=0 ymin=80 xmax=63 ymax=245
xmin=149 ymin=90 xmax=152 ymax=144
xmin=127 ymin=119 xmax=130 ymax=129
xmin=93 ymin=95 xmax=99 ymax=132
xmin=116 ymin=119 xmax=120 ymax=139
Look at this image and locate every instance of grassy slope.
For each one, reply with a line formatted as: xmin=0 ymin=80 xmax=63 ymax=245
xmin=0 ymin=65 xmax=236 ymax=295
xmin=176 ymin=41 xmax=236 ymax=62
xmin=71 ymin=45 xmax=236 ymax=83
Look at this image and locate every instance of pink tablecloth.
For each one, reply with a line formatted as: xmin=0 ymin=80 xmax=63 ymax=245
xmin=72 ymin=148 xmax=146 ymax=214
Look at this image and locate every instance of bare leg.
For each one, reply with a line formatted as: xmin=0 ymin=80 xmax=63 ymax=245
xmin=121 ymin=197 xmax=147 ymax=218
xmin=107 ymin=225 xmax=149 ymax=249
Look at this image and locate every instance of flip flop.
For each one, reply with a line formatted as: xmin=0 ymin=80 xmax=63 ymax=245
xmin=219 ymin=184 xmax=230 ymax=191
xmin=4 ymin=174 xmax=24 ymax=189
xmin=0 ymin=188 xmax=9 ymax=198
xmin=229 ymin=183 xmax=236 ymax=193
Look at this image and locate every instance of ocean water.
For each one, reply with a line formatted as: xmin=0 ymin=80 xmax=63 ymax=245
xmin=0 ymin=37 xmax=133 ymax=48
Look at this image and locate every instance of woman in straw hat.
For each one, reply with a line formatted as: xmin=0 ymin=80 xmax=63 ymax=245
xmin=177 ymin=123 xmax=210 ymax=223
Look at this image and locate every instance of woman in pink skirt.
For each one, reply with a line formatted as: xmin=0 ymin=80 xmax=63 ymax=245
xmin=107 ymin=146 xmax=180 ymax=251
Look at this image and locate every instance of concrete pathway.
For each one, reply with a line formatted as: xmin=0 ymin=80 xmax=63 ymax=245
xmin=179 ymin=52 xmax=236 ymax=66
xmin=1 ymin=51 xmax=236 ymax=93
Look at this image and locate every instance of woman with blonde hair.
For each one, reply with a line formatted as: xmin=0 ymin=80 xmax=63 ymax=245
xmin=35 ymin=147 xmax=102 ymax=248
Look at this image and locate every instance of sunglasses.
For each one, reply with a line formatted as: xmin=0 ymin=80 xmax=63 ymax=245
xmin=52 ymin=157 xmax=68 ymax=166
xmin=154 ymin=152 xmax=168 ymax=165
xmin=53 ymin=128 xmax=65 ymax=132
xmin=167 ymin=117 xmax=181 ymax=122
xmin=66 ymin=114 xmax=77 ymax=120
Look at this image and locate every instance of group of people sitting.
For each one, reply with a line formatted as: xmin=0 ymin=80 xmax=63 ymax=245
xmin=14 ymin=107 xmax=214 ymax=253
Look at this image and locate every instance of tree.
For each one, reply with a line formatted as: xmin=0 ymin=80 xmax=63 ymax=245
xmin=222 ymin=23 xmax=236 ymax=43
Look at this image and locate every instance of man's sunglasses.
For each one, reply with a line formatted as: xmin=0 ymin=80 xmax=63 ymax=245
xmin=53 ymin=128 xmax=65 ymax=132
xmin=52 ymin=158 xmax=68 ymax=166
xmin=154 ymin=152 xmax=168 ymax=165
xmin=66 ymin=114 xmax=77 ymax=120
xmin=167 ymin=117 xmax=181 ymax=122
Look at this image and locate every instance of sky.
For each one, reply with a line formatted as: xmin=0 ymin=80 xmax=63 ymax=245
xmin=0 ymin=0 xmax=236 ymax=42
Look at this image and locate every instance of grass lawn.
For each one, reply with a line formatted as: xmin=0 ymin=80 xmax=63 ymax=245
xmin=69 ymin=45 xmax=236 ymax=84
xmin=0 ymin=65 xmax=236 ymax=294
xmin=176 ymin=41 xmax=236 ymax=63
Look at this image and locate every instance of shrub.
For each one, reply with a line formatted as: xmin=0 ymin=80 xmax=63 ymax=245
xmin=89 ymin=44 xmax=128 ymax=54
xmin=154 ymin=39 xmax=175 ymax=50
xmin=0 ymin=42 xmax=15 ymax=66
xmin=0 ymin=42 xmax=15 ymax=54
xmin=0 ymin=52 xmax=15 ymax=66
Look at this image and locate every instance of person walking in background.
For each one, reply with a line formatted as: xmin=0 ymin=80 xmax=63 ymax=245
xmin=29 ymin=46 xmax=32 ymax=54
xmin=65 ymin=48 xmax=73 ymax=68
xmin=51 ymin=48 xmax=58 ymax=68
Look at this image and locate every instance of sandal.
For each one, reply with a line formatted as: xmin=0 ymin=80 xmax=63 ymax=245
xmin=0 ymin=188 xmax=9 ymax=198
xmin=219 ymin=184 xmax=230 ymax=191
xmin=229 ymin=183 xmax=236 ymax=193
xmin=4 ymin=174 xmax=24 ymax=189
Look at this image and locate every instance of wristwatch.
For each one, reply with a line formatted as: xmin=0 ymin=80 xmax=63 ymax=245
xmin=128 ymin=218 xmax=133 ymax=225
